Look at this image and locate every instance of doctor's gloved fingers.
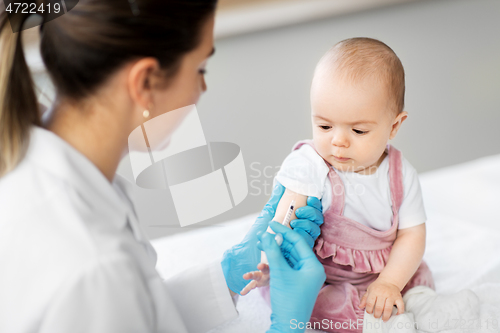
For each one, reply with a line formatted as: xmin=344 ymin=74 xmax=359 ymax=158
xmin=258 ymin=231 xmax=292 ymax=272
xmin=277 ymin=241 xmax=299 ymax=268
xmin=280 ymin=239 xmax=309 ymax=269
xmin=307 ymin=196 xmax=322 ymax=212
xmin=256 ymin=236 xmax=296 ymax=270
xmin=268 ymin=222 xmax=322 ymax=268
xmin=295 ymin=197 xmax=323 ymax=224
xmin=286 ymin=255 xmax=298 ymax=269
xmin=289 ymin=219 xmax=321 ymax=243
xmin=258 ymin=222 xmax=319 ymax=271
xmin=268 ymin=222 xmax=313 ymax=257
xmin=260 ymin=182 xmax=286 ymax=217
xmin=285 ymin=227 xmax=314 ymax=249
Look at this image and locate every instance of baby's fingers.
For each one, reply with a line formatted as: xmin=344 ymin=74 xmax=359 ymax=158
xmin=359 ymin=292 xmax=368 ymax=309
xmin=257 ymin=263 xmax=269 ymax=274
xmin=365 ymin=294 xmax=377 ymax=315
xmin=243 ymin=270 xmax=262 ymax=281
xmin=395 ymin=298 xmax=405 ymax=315
xmin=240 ymin=280 xmax=257 ymax=296
xmin=382 ymin=299 xmax=395 ymax=322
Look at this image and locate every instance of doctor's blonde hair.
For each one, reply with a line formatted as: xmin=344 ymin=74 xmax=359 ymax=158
xmin=0 ymin=0 xmax=217 ymax=177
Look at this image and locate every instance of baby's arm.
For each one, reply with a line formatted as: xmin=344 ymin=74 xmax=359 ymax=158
xmin=359 ymin=223 xmax=426 ymax=321
xmin=379 ymin=223 xmax=426 ymax=291
xmin=240 ymin=188 xmax=308 ymax=295
xmin=269 ymin=188 xmax=308 ymax=227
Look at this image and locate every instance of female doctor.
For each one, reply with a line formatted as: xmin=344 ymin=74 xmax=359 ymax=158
xmin=0 ymin=1 xmax=326 ymax=332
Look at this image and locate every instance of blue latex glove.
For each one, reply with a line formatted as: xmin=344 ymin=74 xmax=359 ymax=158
xmin=221 ymin=182 xmax=324 ymax=295
xmin=259 ymin=222 xmax=326 ymax=333
xmin=273 ymin=193 xmax=324 ymax=269
xmin=290 ymin=196 xmax=323 ymax=248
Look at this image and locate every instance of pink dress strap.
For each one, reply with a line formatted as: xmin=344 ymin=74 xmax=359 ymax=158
xmin=388 ymin=144 xmax=404 ymax=213
xmin=291 ymin=140 xmax=346 ymax=215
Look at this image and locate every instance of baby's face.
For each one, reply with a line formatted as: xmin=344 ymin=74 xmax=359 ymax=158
xmin=311 ymin=71 xmax=405 ymax=174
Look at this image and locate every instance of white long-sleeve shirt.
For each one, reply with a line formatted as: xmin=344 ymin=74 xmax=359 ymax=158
xmin=0 ymin=126 xmax=238 ymax=333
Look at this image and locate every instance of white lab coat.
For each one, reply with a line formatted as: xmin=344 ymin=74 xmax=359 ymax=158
xmin=0 ymin=126 xmax=238 ymax=333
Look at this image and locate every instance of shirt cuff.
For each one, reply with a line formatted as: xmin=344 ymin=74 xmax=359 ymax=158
xmin=209 ymin=260 xmax=239 ymax=319
xmin=398 ymin=213 xmax=427 ymax=229
xmin=275 ymin=175 xmax=323 ymax=198
xmin=163 ymin=261 xmax=238 ymax=333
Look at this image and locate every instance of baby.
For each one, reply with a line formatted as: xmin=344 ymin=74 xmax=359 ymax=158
xmin=243 ymin=38 xmax=435 ymax=332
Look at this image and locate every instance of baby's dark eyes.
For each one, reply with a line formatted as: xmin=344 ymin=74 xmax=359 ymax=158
xmin=318 ymin=126 xmax=367 ymax=135
xmin=199 ymin=68 xmax=207 ymax=75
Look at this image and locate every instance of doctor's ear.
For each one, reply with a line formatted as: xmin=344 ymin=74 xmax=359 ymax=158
xmin=127 ymin=57 xmax=168 ymax=113
xmin=389 ymin=111 xmax=408 ymax=140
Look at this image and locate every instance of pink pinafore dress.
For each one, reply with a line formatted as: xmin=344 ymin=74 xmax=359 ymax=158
xmin=260 ymin=140 xmax=435 ymax=333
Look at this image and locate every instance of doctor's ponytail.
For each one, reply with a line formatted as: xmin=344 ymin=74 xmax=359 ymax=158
xmin=0 ymin=0 xmax=217 ymax=178
xmin=0 ymin=2 xmax=40 ymax=177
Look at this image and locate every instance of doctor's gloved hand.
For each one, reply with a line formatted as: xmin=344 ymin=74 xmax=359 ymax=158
xmin=289 ymin=195 xmax=323 ymax=249
xmin=221 ymin=182 xmax=285 ymax=295
xmin=221 ymin=181 xmax=323 ymax=295
xmin=260 ymin=222 xmax=326 ymax=333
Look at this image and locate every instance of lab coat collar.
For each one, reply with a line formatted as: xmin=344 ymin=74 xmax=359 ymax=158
xmin=28 ymin=126 xmax=130 ymax=230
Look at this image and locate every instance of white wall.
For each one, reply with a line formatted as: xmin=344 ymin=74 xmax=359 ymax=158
xmin=140 ymin=0 xmax=499 ymax=239
xmin=28 ymin=0 xmax=500 ymax=239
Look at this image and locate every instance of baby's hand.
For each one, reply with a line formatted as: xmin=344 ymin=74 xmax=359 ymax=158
xmin=240 ymin=263 xmax=270 ymax=295
xmin=359 ymin=278 xmax=404 ymax=322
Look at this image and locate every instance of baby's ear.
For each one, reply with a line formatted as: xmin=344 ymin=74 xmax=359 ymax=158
xmin=389 ymin=111 xmax=408 ymax=140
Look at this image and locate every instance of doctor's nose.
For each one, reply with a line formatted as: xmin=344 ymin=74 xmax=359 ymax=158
xmin=331 ymin=130 xmax=349 ymax=148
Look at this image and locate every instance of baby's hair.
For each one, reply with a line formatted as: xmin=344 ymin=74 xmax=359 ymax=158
xmin=317 ymin=37 xmax=405 ymax=115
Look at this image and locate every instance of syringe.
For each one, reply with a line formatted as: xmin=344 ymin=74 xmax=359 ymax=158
xmin=261 ymin=200 xmax=296 ymax=262
xmin=281 ymin=200 xmax=295 ymax=229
